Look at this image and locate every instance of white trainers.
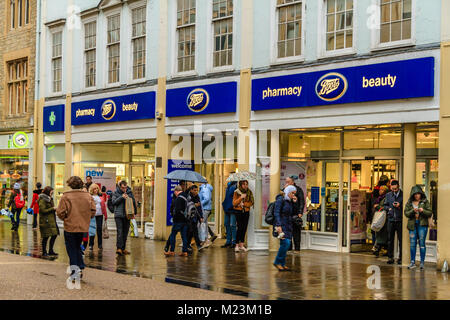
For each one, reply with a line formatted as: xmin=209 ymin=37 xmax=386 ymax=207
xmin=407 ymin=262 xmax=416 ymax=270
xmin=240 ymin=246 xmax=248 ymax=252
xmin=234 ymin=246 xmax=240 ymax=252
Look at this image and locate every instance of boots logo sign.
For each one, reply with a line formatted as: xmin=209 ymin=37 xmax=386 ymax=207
xmin=101 ymin=100 xmax=116 ymax=121
xmin=315 ymin=72 xmax=348 ymax=102
xmin=187 ymin=89 xmax=210 ymax=113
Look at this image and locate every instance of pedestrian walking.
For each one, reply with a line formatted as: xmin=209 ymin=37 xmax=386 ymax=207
xmin=384 ymin=180 xmax=403 ymax=265
xmin=221 ymin=181 xmax=237 ymax=248
xmin=405 ymin=185 xmax=432 ymax=270
xmin=167 ymin=184 xmax=190 ymax=257
xmin=373 ymin=185 xmax=389 ymax=257
xmin=112 ymin=180 xmax=137 ymax=256
xmin=232 ymin=180 xmax=254 ymax=253
xmin=273 ymin=185 xmax=297 ymax=271
xmin=88 ymin=184 xmax=107 ymax=251
xmin=165 ymin=185 xmax=184 ymax=254
xmin=186 ymin=185 xmax=205 ymax=252
xmin=30 ymin=182 xmax=43 ymax=230
xmin=38 ymin=186 xmax=59 ymax=257
xmin=8 ymin=183 xmax=25 ymax=231
xmin=200 ymin=182 xmax=217 ymax=244
xmin=56 ymin=176 xmax=96 ymax=279
xmin=284 ymin=175 xmax=305 ymax=252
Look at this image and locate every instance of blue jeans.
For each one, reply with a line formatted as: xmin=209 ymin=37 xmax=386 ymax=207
xmin=409 ymin=221 xmax=428 ymax=264
xmin=224 ymin=212 xmax=237 ymax=245
xmin=169 ymin=222 xmax=189 ymax=252
xmin=274 ymin=238 xmax=291 ymax=267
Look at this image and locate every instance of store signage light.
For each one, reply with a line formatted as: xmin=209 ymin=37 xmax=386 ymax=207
xmin=187 ymin=88 xmax=210 ymax=113
xmin=315 ymin=72 xmax=348 ymax=102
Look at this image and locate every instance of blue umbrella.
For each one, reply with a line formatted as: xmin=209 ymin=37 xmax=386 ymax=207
xmin=164 ymin=170 xmax=207 ymax=183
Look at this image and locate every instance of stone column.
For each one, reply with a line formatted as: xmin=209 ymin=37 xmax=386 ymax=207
xmin=269 ymin=130 xmax=280 ymax=252
xmin=402 ymin=124 xmax=416 ymax=265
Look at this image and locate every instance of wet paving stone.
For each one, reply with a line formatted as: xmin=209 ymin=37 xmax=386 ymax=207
xmin=1 ymin=220 xmax=450 ymax=300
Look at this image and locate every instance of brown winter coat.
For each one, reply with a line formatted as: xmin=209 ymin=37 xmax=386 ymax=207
xmin=56 ymin=189 xmax=96 ymax=233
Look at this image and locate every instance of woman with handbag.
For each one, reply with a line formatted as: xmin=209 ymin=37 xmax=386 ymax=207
xmin=38 ymin=186 xmax=59 ymax=257
xmin=404 ymin=185 xmax=433 ymax=270
xmin=232 ymin=180 xmax=254 ymax=253
xmin=373 ymin=185 xmax=389 ymax=257
xmin=88 ymin=184 xmax=108 ymax=252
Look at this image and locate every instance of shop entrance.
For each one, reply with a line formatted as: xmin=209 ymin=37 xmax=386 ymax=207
xmin=345 ymin=159 xmax=399 ymax=253
xmin=130 ymin=163 xmax=155 ymax=231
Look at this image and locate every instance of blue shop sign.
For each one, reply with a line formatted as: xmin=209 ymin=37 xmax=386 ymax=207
xmin=166 ymin=82 xmax=237 ymax=117
xmin=71 ymin=91 xmax=156 ymax=126
xmin=252 ymin=57 xmax=435 ymax=111
xmin=167 ymin=160 xmax=194 ymax=226
xmin=43 ymin=105 xmax=65 ymax=132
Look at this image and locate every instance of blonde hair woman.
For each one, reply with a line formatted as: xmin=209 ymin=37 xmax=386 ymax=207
xmin=88 ymin=183 xmax=108 ymax=251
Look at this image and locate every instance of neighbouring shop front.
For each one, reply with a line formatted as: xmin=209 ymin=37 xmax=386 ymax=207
xmin=0 ymin=132 xmax=32 ymax=209
xmin=250 ymin=54 xmax=439 ymax=262
xmin=165 ymin=80 xmax=239 ymax=235
xmin=43 ymin=90 xmax=157 ymax=229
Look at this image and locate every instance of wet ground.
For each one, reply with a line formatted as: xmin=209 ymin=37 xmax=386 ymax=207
xmin=1 ymin=219 xmax=450 ymax=300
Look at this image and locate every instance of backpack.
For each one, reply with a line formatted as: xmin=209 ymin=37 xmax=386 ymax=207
xmin=14 ymin=194 xmax=25 ymax=209
xmin=178 ymin=195 xmax=197 ymax=221
xmin=222 ymin=182 xmax=237 ymax=213
xmin=107 ymin=198 xmax=114 ymax=213
xmin=265 ymin=199 xmax=285 ymax=225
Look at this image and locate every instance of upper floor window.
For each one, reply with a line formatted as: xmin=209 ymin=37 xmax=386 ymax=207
xmin=84 ymin=21 xmax=96 ymax=88
xmin=212 ymin=0 xmax=233 ymax=68
xmin=107 ymin=14 xmax=120 ymax=84
xmin=52 ymin=31 xmax=62 ymax=93
xmin=276 ymin=0 xmax=302 ymax=59
xmin=9 ymin=0 xmax=30 ymax=29
xmin=7 ymin=59 xmax=28 ymax=116
xmin=177 ymin=0 xmax=196 ymax=73
xmin=326 ymin=0 xmax=353 ymax=51
xmin=131 ymin=6 xmax=146 ymax=80
xmin=380 ymin=0 xmax=411 ymax=44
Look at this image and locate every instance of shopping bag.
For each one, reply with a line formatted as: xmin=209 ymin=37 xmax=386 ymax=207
xmin=371 ymin=210 xmax=386 ymax=232
xmin=1 ymin=209 xmax=12 ymax=219
xmin=130 ymin=218 xmax=139 ymax=238
xmin=102 ymin=219 xmax=110 ymax=239
xmin=125 ymin=197 xmax=134 ymax=220
xmin=198 ymin=221 xmax=208 ymax=242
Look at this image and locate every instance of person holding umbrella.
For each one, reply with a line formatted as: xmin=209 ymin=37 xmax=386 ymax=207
xmin=232 ymin=179 xmax=254 ymax=252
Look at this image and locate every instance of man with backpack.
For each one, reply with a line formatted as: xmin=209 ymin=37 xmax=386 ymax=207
xmin=8 ymin=183 xmax=25 ymax=231
xmin=221 ymin=181 xmax=238 ymax=248
xmin=186 ymin=185 xmax=205 ymax=252
xmin=166 ymin=182 xmax=191 ymax=257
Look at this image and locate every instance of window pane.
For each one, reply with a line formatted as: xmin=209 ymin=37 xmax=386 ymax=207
xmin=327 ymin=0 xmax=335 ymax=14
xmin=335 ymin=31 xmax=345 ymax=49
xmin=403 ymin=0 xmax=412 ymax=19
xmin=327 ymin=33 xmax=335 ymax=51
xmin=327 ymin=15 xmax=335 ymax=32
xmin=391 ymin=2 xmax=401 ymax=21
xmin=391 ymin=21 xmax=401 ymax=41
xmin=381 ymin=4 xmax=390 ymax=23
xmin=402 ymin=19 xmax=411 ymax=40
xmin=346 ymin=30 xmax=353 ymax=48
xmin=380 ymin=23 xmax=390 ymax=43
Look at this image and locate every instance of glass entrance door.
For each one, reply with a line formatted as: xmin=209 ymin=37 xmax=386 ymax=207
xmin=346 ymin=159 xmax=399 ymax=253
xmin=131 ymin=165 xmax=145 ymax=231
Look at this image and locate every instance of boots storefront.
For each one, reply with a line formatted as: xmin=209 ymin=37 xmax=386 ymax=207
xmin=248 ymin=52 xmax=440 ymax=263
xmin=43 ymin=89 xmax=157 ymax=229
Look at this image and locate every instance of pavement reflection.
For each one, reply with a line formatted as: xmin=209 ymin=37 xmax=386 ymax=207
xmin=0 ymin=220 xmax=449 ymax=300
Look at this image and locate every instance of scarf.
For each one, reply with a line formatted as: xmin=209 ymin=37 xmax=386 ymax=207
xmin=235 ymin=185 xmax=254 ymax=206
xmin=39 ymin=193 xmax=52 ymax=203
xmin=284 ymin=185 xmax=297 ymax=201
